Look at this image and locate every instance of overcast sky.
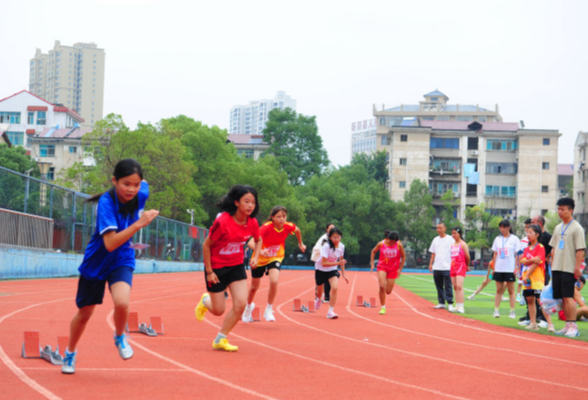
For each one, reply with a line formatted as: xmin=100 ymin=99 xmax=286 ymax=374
xmin=1 ymin=0 xmax=586 ymax=167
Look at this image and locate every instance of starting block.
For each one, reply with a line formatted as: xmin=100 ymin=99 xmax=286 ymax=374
xmin=307 ymin=300 xmax=316 ymax=313
xmin=22 ymin=331 xmax=41 ymax=358
xmin=40 ymin=344 xmax=64 ymax=365
xmin=251 ymin=307 xmax=261 ymax=322
xmin=126 ymin=311 xmax=140 ymax=333
xmin=370 ymin=297 xmax=376 ymax=307
xmin=363 ymin=300 xmax=372 ymax=308
xmin=150 ymin=316 xmax=164 ymax=335
xmin=293 ymin=298 xmax=302 ymax=311
xmin=301 ymin=305 xmax=310 ymax=313
xmin=139 ymin=323 xmax=157 ymax=337
xmin=356 ymin=295 xmax=364 ymax=306
xmin=126 ymin=312 xmax=161 ymax=336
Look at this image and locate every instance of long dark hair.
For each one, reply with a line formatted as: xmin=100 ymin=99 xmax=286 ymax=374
xmin=265 ymin=205 xmax=287 ymax=223
xmin=384 ymin=230 xmax=399 ymax=241
xmin=327 ymin=227 xmax=343 ymax=250
xmin=216 ymin=185 xmax=260 ymax=218
xmin=527 ymin=224 xmax=542 ymax=243
xmin=453 ymin=226 xmax=463 ymax=239
xmin=499 ymin=219 xmax=513 ymax=234
xmin=86 ymin=159 xmax=144 ymax=215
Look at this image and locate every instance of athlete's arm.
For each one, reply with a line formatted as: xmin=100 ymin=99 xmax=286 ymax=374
xmin=370 ymin=242 xmax=382 ymax=273
xmin=102 ymin=209 xmax=159 ymax=252
xmin=398 ymin=243 xmax=406 ymax=276
xmin=294 ymin=227 xmax=306 ymax=253
xmin=202 ymin=236 xmax=219 ymax=284
xmin=250 ymin=237 xmax=263 ymax=268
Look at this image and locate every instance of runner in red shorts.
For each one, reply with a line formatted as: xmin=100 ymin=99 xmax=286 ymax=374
xmin=370 ymin=231 xmax=405 ymax=315
xmin=449 ymin=227 xmax=470 ymax=314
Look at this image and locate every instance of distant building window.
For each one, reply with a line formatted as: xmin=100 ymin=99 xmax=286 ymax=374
xmin=541 ymin=185 xmax=549 ymax=193
xmin=47 ymin=167 xmax=55 ymax=181
xmin=457 ymin=116 xmax=473 ymax=121
xmin=431 ymin=97 xmax=438 ymax=101
xmin=0 ymin=111 xmax=21 ymax=124
xmin=430 ymin=138 xmax=459 ymax=149
xmin=542 ymin=162 xmax=549 ymax=170
xmin=237 ymin=149 xmax=254 ymax=158
xmin=69 ymin=146 xmax=77 ymax=153
xmin=400 ymin=134 xmax=407 ymax=142
xmin=379 ymin=117 xmax=386 ymax=126
xmin=486 ymin=139 xmax=517 ymax=151
xmin=478 ymin=116 xmax=487 ymax=122
xmin=381 ymin=135 xmax=389 ymax=146
xmin=28 ymin=112 xmax=35 ymax=124
xmin=400 ymin=158 xmax=407 ymax=165
xmin=543 ymin=138 xmax=550 ymax=146
xmin=485 ymin=185 xmax=517 ymax=197
xmin=7 ymin=131 xmax=24 ymax=146
xmin=399 ymin=181 xmax=406 ymax=188
xmin=37 ymin=111 xmax=47 ymax=125
xmin=422 ymin=117 xmax=434 ymax=121
xmin=468 ymin=137 xmax=479 ymax=150
xmin=437 ymin=115 xmax=450 ymax=121
xmin=486 ymin=162 xmax=517 ymax=175
xmin=39 ymin=144 xmax=55 ymax=157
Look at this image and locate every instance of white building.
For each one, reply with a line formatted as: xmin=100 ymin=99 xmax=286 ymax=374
xmin=0 ymin=90 xmax=84 ymax=153
xmin=227 ymin=134 xmax=269 ymax=160
xmin=229 ymin=91 xmax=296 ymax=134
xmin=351 ymin=118 xmax=377 ymax=156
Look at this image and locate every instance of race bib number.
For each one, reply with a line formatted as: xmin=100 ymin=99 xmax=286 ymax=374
xmin=265 ymin=245 xmax=281 ymax=257
xmin=451 ymin=246 xmax=460 ymax=257
xmin=219 ymin=242 xmax=245 ymax=255
xmin=499 ymin=248 xmax=509 ymax=259
xmin=382 ymin=248 xmax=397 ymax=258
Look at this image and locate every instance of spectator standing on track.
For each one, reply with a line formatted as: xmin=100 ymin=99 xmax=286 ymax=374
xmin=428 ymin=223 xmax=455 ymax=309
xmin=242 ymin=205 xmax=306 ymax=323
xmin=61 ymin=159 xmax=159 ymax=374
xmin=516 ymin=219 xmax=532 ymax=305
xmin=449 ymin=227 xmax=470 ymax=314
xmin=195 ymin=185 xmax=263 ymax=352
xmin=549 ymin=197 xmax=586 ymax=337
xmin=370 ymin=230 xmax=406 ymax=315
xmin=312 ymin=223 xmax=335 ymax=303
xmin=491 ymin=219 xmax=521 ymax=319
xmin=315 ymin=227 xmax=348 ymax=319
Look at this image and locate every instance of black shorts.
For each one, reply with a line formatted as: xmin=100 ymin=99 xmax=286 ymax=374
xmin=251 ymin=261 xmax=282 ymax=279
xmin=493 ymin=272 xmax=515 ymax=282
xmin=315 ymin=270 xmax=340 ymax=286
xmin=75 ymin=266 xmax=134 ymax=309
xmin=206 ymin=265 xmax=247 ymax=293
xmin=522 ymin=289 xmax=541 ymax=298
xmin=552 ymin=270 xmax=576 ymax=299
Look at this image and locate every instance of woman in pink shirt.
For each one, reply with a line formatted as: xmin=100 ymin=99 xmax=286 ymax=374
xmin=449 ymin=227 xmax=470 ymax=314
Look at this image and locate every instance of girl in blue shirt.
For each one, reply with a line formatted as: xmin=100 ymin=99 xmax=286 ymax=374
xmin=62 ymin=159 xmax=159 ymax=374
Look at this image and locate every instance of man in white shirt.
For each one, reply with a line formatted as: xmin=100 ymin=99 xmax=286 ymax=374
xmin=428 ymin=223 xmax=455 ymax=309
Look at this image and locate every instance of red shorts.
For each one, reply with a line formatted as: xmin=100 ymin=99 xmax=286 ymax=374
xmin=377 ymin=266 xmax=399 ymax=279
xmin=450 ymin=263 xmax=467 ymax=277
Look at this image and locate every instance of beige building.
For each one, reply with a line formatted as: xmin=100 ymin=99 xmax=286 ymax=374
xmin=29 ymin=41 xmax=105 ymax=129
xmin=573 ymin=132 xmax=588 ymax=228
xmin=227 ymin=134 xmax=269 ymax=160
xmin=375 ymin=118 xmax=560 ymax=221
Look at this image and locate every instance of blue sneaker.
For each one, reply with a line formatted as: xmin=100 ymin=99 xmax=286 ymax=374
xmin=114 ymin=333 xmax=134 ymax=360
xmin=61 ymin=349 xmax=76 ymax=374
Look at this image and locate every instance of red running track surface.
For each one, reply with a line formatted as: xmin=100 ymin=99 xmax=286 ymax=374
xmin=1 ymin=271 xmax=587 ymax=400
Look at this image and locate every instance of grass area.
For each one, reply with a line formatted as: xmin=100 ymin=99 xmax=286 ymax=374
xmin=398 ymin=273 xmax=588 ymax=343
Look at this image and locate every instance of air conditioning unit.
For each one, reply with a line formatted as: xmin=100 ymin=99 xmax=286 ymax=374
xmin=471 ymin=150 xmax=479 ymax=156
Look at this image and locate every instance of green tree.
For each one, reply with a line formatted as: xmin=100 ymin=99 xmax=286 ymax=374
xmin=263 ymin=108 xmax=329 ymax=186
xmin=439 ymin=190 xmax=461 ymax=230
xmin=465 ymin=204 xmax=501 ymax=263
xmin=0 ymin=144 xmax=40 ymax=212
xmin=350 ymin=151 xmax=389 ymax=185
xmin=0 ymin=144 xmax=41 ymax=175
xmin=398 ymin=179 xmax=436 ymax=266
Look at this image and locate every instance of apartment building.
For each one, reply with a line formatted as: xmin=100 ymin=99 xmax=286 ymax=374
xmin=376 ymin=119 xmax=560 ymax=220
xmin=573 ymin=132 xmax=588 ymax=228
xmin=351 ymin=118 xmax=377 ymax=156
xmin=29 ymin=41 xmax=105 ymax=129
xmin=230 ymin=91 xmax=296 ymax=135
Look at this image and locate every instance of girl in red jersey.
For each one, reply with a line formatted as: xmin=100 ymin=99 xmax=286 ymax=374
xmin=520 ymin=224 xmax=552 ymax=331
xmin=370 ymin=230 xmax=406 ymax=315
xmin=449 ymin=227 xmax=470 ymax=314
xmin=194 ymin=185 xmax=262 ymax=352
xmin=242 ymin=206 xmax=306 ymax=323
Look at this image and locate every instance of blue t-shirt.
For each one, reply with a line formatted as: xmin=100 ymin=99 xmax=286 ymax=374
xmin=78 ymin=181 xmax=149 ymax=280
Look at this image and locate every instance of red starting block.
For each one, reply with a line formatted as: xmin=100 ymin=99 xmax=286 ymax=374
xmin=22 ymin=331 xmax=41 ymax=358
xmin=126 ymin=311 xmax=140 ymax=333
xmin=307 ymin=300 xmax=316 ymax=313
xmin=356 ymin=295 xmax=364 ymax=306
xmin=251 ymin=307 xmax=261 ymax=321
xmin=370 ymin=297 xmax=377 ymax=307
xmin=150 ymin=316 xmax=164 ymax=335
xmin=293 ymin=298 xmax=302 ymax=311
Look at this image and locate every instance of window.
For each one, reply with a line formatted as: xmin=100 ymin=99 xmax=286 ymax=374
xmin=47 ymin=167 xmax=55 ymax=181
xmin=485 ymin=185 xmax=516 ymax=197
xmin=7 ymin=131 xmax=24 ymax=146
xmin=430 ymin=138 xmax=459 ymax=149
xmin=39 ymin=144 xmax=55 ymax=157
xmin=431 ymin=159 xmax=460 ymax=173
xmin=379 ymin=117 xmax=386 ymax=126
xmin=542 ymin=162 xmax=549 ymax=170
xmin=457 ymin=116 xmax=473 ymax=121
xmin=430 ymin=181 xmax=459 ymax=196
xmin=486 ymin=163 xmax=517 ymax=175
xmin=37 ymin=111 xmax=47 ymax=125
xmin=69 ymin=146 xmax=77 ymax=153
xmin=541 ymin=185 xmax=548 ymax=193
xmin=467 ymin=137 xmax=479 ymax=150
xmin=437 ymin=115 xmax=450 ymax=121
xmin=388 ymin=117 xmax=403 ymax=127
xmin=431 ymin=97 xmax=438 ymax=101
xmin=422 ymin=116 xmax=434 ymax=121
xmin=543 ymin=138 xmax=550 ymax=146
xmin=478 ymin=116 xmax=487 ymax=122
xmin=486 ymin=139 xmax=517 ymax=151
xmin=381 ymin=135 xmax=389 ymax=146
xmin=0 ymin=111 xmax=21 ymax=124
xmin=400 ymin=158 xmax=407 ymax=165
xmin=400 ymin=134 xmax=407 ymax=142
xmin=27 ymin=112 xmax=34 ymax=124
xmin=399 ymin=181 xmax=406 ymax=188
xmin=237 ymin=149 xmax=254 ymax=158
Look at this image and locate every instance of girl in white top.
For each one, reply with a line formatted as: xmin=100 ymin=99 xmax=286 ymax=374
xmin=491 ymin=219 xmax=521 ymax=319
xmin=315 ymin=227 xmax=348 ymax=319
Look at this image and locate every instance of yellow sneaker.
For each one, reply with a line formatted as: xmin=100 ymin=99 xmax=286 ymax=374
xmin=379 ymin=307 xmax=386 ymax=315
xmin=212 ymin=338 xmax=238 ymax=352
xmin=195 ymin=293 xmax=209 ymax=322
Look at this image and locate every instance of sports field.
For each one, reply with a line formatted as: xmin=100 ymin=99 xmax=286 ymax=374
xmin=1 ymin=270 xmax=587 ymax=400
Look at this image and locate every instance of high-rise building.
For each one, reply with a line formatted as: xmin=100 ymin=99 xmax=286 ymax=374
xmin=29 ymin=41 xmax=105 ymax=129
xmin=573 ymin=132 xmax=588 ymax=228
xmin=351 ymin=118 xmax=377 ymax=156
xmin=229 ymin=91 xmax=296 ymax=134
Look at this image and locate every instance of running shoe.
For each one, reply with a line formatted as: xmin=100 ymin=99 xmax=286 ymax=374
xmin=242 ymin=302 xmax=255 ymax=323
xmin=525 ymin=324 xmax=539 ymax=331
xmin=448 ymin=304 xmax=457 ymax=312
xmin=114 ymin=333 xmax=133 ymax=360
xmin=195 ymin=293 xmax=210 ymax=322
xmin=457 ymin=306 xmax=465 ymax=314
xmin=212 ymin=338 xmax=238 ymax=352
xmin=547 ymin=324 xmax=555 ymax=333
xmin=433 ymin=304 xmax=446 ymax=309
xmin=537 ymin=320 xmax=548 ymax=328
xmin=519 ymin=297 xmax=526 ymax=306
xmin=518 ymin=319 xmax=531 ymax=326
xmin=315 ymin=297 xmax=323 ymax=311
xmin=493 ymin=310 xmax=500 ymax=318
xmin=516 ymin=294 xmax=521 ymax=303
xmin=508 ymin=311 xmax=516 ymax=319
xmin=379 ymin=307 xmax=386 ymax=315
xmin=264 ymin=308 xmax=276 ymax=322
xmin=564 ymin=326 xmax=580 ymax=338
xmin=555 ymin=325 xmax=569 ymax=335
xmin=326 ymin=310 xmax=338 ymax=319
xmin=467 ymin=293 xmax=476 ymax=300
xmin=61 ymin=349 xmax=76 ymax=374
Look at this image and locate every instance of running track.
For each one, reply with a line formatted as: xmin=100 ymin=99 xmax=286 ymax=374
xmin=1 ymin=271 xmax=587 ymax=400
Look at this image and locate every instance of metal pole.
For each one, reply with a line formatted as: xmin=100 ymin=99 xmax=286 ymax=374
xmin=71 ymin=193 xmax=77 ymax=251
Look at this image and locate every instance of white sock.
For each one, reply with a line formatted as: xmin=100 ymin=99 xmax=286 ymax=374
xmin=214 ymin=332 xmax=226 ymax=344
xmin=266 ymin=304 xmax=273 ymax=311
xmin=329 ymin=306 xmax=334 ymax=313
xmin=381 ymin=305 xmax=386 ymax=309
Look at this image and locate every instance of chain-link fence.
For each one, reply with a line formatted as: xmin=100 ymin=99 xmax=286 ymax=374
xmin=0 ymin=165 xmax=207 ymax=262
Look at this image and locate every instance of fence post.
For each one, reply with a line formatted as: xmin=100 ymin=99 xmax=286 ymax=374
xmin=24 ymin=176 xmax=30 ymax=214
xmin=71 ymin=193 xmax=77 ymax=251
